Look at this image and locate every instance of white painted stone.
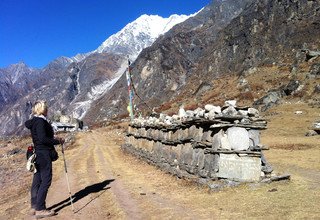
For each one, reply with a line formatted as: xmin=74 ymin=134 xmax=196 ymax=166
xmin=225 ymin=100 xmax=237 ymax=107
xmin=218 ymin=154 xmax=261 ymax=182
xmin=227 ymin=127 xmax=250 ymax=150
xmin=220 ymin=132 xmax=231 ymax=150
xmin=186 ymin=110 xmax=194 ymax=118
xmin=238 ymin=110 xmax=248 ymax=116
xmin=194 ymin=108 xmax=205 ymax=117
xmin=159 ymin=113 xmax=167 ymax=120
xmin=205 ymin=105 xmax=221 ymax=113
xmin=178 ymin=107 xmax=187 ymax=118
xmin=205 ymin=104 xmax=215 ymax=112
xmin=208 ymin=110 xmax=216 ymax=120
xmin=248 ymin=107 xmax=260 ymax=117
xmin=222 ymin=106 xmax=238 ymax=116
xmin=212 ymin=106 xmax=221 ymax=114
xmin=172 ymin=114 xmax=179 ymax=120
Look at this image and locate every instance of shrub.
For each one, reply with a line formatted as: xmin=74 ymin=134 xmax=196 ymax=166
xmin=238 ymin=91 xmax=254 ymax=101
xmin=185 ymin=103 xmax=198 ymax=111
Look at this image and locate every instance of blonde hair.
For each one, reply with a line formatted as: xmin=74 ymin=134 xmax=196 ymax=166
xmin=33 ymin=100 xmax=48 ymax=116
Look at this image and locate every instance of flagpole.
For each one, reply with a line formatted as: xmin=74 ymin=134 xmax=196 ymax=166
xmin=126 ymin=58 xmax=134 ymax=121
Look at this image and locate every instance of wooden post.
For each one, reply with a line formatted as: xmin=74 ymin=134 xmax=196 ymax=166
xmin=126 ymin=58 xmax=134 ymax=121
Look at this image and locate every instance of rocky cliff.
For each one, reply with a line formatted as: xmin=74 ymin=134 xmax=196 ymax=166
xmin=84 ymin=0 xmax=320 ymax=124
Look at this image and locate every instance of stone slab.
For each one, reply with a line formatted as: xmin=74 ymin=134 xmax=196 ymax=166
xmin=227 ymin=127 xmax=249 ymax=150
xmin=248 ymin=129 xmax=260 ymax=147
xmin=218 ymin=154 xmax=261 ymax=182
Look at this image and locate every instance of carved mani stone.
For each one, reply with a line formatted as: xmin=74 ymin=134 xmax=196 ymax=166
xmin=218 ymin=154 xmax=261 ymax=182
xmin=227 ymin=127 xmax=249 ymax=150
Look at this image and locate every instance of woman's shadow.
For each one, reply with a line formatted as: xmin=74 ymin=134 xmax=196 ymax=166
xmin=48 ymin=179 xmax=115 ymax=213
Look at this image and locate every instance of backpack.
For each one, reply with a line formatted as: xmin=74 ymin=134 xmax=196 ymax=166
xmin=26 ymin=145 xmax=37 ymax=173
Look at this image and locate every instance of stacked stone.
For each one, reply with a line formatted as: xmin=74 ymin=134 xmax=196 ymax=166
xmin=123 ymin=100 xmax=270 ymax=182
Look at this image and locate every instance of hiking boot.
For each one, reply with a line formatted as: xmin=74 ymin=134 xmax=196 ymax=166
xmin=35 ymin=209 xmax=55 ymax=219
xmin=28 ymin=208 xmax=36 ymax=216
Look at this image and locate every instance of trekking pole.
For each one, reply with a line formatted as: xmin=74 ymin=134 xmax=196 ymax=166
xmin=61 ymin=143 xmax=75 ymax=212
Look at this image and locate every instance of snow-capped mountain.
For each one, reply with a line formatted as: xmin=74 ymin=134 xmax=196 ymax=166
xmin=66 ymin=13 xmax=194 ymax=119
xmin=71 ymin=14 xmax=193 ymax=63
xmin=95 ymin=14 xmax=192 ymax=59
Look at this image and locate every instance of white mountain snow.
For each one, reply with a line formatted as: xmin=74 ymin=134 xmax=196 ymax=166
xmin=72 ymin=13 xmax=194 ymax=62
xmin=95 ymin=14 xmax=192 ymax=59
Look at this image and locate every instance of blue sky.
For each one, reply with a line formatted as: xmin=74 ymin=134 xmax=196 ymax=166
xmin=0 ymin=0 xmax=210 ymax=68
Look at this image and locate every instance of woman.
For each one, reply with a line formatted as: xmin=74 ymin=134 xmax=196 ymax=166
xmin=25 ymin=100 xmax=64 ymax=218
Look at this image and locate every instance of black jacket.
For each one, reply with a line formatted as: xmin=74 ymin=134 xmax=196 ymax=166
xmin=25 ymin=116 xmax=60 ymax=150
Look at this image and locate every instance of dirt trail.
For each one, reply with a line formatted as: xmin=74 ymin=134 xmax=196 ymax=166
xmin=34 ymin=128 xmax=209 ymax=219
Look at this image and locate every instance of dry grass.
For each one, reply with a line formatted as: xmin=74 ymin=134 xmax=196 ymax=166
xmin=261 ymin=102 xmax=320 ymax=175
xmin=184 ymin=102 xmax=199 ymax=111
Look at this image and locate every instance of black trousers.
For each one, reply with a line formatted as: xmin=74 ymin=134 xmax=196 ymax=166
xmin=31 ymin=150 xmax=52 ymax=211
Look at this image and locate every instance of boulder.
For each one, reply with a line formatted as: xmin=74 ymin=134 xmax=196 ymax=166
xmin=282 ymin=80 xmax=300 ymax=96
xmin=305 ymin=130 xmax=318 ymax=136
xmin=253 ymin=90 xmax=283 ymax=111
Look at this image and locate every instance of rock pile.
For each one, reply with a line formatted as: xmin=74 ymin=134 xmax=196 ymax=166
xmin=132 ymin=101 xmax=265 ymax=130
xmin=123 ymin=101 xmax=274 ymax=183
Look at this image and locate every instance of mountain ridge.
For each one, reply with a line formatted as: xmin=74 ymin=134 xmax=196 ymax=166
xmin=0 ymin=13 xmax=193 ymax=137
xmin=83 ymin=0 xmax=320 ymax=124
xmin=1 ymin=0 xmax=319 ymax=138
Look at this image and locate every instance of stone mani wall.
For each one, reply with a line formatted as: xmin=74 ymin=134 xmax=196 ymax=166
xmin=122 ymin=103 xmax=270 ymax=182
